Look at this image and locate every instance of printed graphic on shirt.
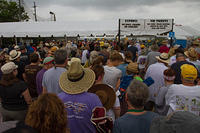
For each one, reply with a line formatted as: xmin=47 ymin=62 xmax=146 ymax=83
xmin=139 ymin=58 xmax=146 ymax=65
xmin=64 ymin=101 xmax=88 ymax=119
xmin=175 ymin=95 xmax=200 ymax=116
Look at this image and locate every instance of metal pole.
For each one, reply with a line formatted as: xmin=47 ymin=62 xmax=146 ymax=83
xmin=170 ymin=19 xmax=174 ymax=47
xmin=33 ymin=2 xmax=37 ymax=22
xmin=18 ymin=0 xmax=21 ymax=21
xmin=118 ymin=19 xmax=121 ymax=45
xmin=54 ymin=14 xmax=56 ymax=21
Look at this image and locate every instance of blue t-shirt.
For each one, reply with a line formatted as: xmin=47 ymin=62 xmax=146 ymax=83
xmin=42 ymin=67 xmax=66 ymax=94
xmin=117 ymin=63 xmax=128 ymax=79
xmin=113 ymin=112 xmax=159 ymax=133
xmin=58 ymin=92 xmax=102 ymax=133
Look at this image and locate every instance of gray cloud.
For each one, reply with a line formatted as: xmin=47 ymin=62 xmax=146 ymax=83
xmin=25 ymin=0 xmax=200 ymax=10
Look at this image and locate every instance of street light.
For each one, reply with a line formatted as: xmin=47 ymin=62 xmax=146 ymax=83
xmin=49 ymin=11 xmax=56 ymax=21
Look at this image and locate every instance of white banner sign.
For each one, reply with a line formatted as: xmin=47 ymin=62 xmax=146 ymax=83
xmin=120 ymin=19 xmax=173 ymax=32
xmin=120 ymin=19 xmax=144 ymax=31
xmin=145 ymin=19 xmax=173 ymax=32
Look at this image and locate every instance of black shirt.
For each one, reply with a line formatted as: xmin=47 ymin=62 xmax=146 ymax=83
xmin=13 ymin=60 xmax=25 ymax=81
xmin=0 ymin=81 xmax=28 ymax=111
xmin=127 ymin=45 xmax=138 ymax=61
xmin=171 ymin=61 xmax=196 ymax=84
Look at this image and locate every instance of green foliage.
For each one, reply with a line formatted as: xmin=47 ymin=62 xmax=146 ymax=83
xmin=0 ymin=0 xmax=29 ymax=22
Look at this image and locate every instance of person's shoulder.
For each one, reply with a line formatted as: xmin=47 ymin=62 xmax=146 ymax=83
xmin=146 ymin=111 xmax=159 ymax=118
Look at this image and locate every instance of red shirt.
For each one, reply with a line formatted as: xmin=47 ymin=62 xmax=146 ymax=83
xmin=159 ymin=45 xmax=169 ymax=53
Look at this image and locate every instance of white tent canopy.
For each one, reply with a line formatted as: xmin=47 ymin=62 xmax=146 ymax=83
xmin=0 ymin=21 xmax=199 ymax=38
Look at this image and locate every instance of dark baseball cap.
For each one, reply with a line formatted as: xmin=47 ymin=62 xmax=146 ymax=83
xmin=19 ymin=45 xmax=26 ymax=50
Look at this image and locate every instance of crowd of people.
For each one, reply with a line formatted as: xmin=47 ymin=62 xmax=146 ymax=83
xmin=0 ymin=38 xmax=200 ymax=133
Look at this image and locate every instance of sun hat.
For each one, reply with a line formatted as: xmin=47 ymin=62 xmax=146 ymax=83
xmin=9 ymin=50 xmax=21 ymax=61
xmin=156 ymin=53 xmax=170 ymax=64
xmin=161 ymin=40 xmax=168 ymax=45
xmin=150 ymin=111 xmax=200 ymax=133
xmin=184 ymin=47 xmax=198 ymax=61
xmin=126 ymin=62 xmax=139 ymax=73
xmin=50 ymin=46 xmax=59 ymax=53
xmin=59 ymin=61 xmax=95 ymax=94
xmin=43 ymin=57 xmax=54 ymax=65
xmin=88 ymin=84 xmax=116 ymax=110
xmin=68 ymin=57 xmax=81 ymax=66
xmin=14 ymin=45 xmax=20 ymax=51
xmin=1 ymin=62 xmax=18 ymax=74
xmin=181 ymin=64 xmax=197 ymax=80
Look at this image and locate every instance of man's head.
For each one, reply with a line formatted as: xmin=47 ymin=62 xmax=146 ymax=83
xmin=19 ymin=45 xmax=26 ymax=53
xmin=176 ymin=53 xmax=186 ymax=62
xmin=126 ymin=80 xmax=149 ymax=109
xmin=181 ymin=64 xmax=197 ymax=84
xmin=43 ymin=57 xmax=54 ymax=69
xmin=30 ymin=53 xmax=40 ymax=64
xmin=54 ymin=49 xmax=68 ymax=65
xmin=151 ymin=45 xmax=159 ymax=52
xmin=109 ymin=52 xmax=123 ymax=66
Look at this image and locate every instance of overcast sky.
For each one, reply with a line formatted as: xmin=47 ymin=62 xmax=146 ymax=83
xmin=24 ymin=0 xmax=200 ymax=29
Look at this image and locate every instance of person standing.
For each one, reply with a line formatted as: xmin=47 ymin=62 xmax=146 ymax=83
xmin=127 ymin=41 xmax=138 ymax=62
xmin=113 ymin=80 xmax=158 ymax=133
xmin=9 ymin=50 xmax=25 ymax=81
xmin=166 ymin=64 xmax=200 ymax=116
xmin=36 ymin=57 xmax=54 ymax=95
xmin=145 ymin=44 xmax=160 ymax=69
xmin=145 ymin=53 xmax=169 ymax=103
xmin=58 ymin=61 xmax=102 ymax=133
xmin=171 ymin=53 xmax=196 ymax=84
xmin=42 ymin=49 xmax=68 ymax=94
xmin=0 ymin=62 xmax=32 ymax=121
xmin=24 ymin=53 xmax=42 ymax=98
xmin=103 ymin=52 xmax=122 ymax=91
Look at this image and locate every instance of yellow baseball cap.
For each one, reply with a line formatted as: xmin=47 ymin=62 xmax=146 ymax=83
xmin=181 ymin=64 xmax=197 ymax=80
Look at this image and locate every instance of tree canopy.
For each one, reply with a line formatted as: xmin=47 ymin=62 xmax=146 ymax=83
xmin=0 ymin=0 xmax=29 ymax=22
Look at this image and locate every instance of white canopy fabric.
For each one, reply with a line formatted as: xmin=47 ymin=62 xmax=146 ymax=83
xmin=0 ymin=21 xmax=199 ymax=38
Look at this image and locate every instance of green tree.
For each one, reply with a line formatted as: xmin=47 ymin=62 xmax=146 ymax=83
xmin=0 ymin=0 xmax=29 ymax=22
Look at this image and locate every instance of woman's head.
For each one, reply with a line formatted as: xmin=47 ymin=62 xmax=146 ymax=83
xmin=91 ymin=64 xmax=105 ymax=81
xmin=25 ymin=93 xmax=67 ymax=133
xmin=0 ymin=62 xmax=18 ymax=86
xmin=163 ymin=68 xmax=175 ymax=82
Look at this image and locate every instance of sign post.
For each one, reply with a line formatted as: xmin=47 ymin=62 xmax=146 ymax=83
xmin=170 ymin=19 xmax=174 ymax=47
xmin=118 ymin=19 xmax=121 ymax=45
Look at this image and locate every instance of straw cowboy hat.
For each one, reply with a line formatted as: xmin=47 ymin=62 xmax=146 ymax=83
xmin=9 ymin=50 xmax=21 ymax=61
xmin=184 ymin=47 xmax=198 ymax=61
xmin=88 ymin=84 xmax=116 ymax=110
xmin=68 ymin=57 xmax=81 ymax=66
xmin=126 ymin=62 xmax=139 ymax=74
xmin=161 ymin=40 xmax=168 ymax=45
xmin=59 ymin=61 xmax=95 ymax=94
xmin=156 ymin=53 xmax=170 ymax=64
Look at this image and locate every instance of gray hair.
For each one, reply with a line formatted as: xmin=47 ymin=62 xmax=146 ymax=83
xmin=127 ymin=80 xmax=149 ymax=108
xmin=54 ymin=49 xmax=68 ymax=65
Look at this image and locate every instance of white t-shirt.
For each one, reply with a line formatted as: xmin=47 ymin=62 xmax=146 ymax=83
xmin=166 ymin=84 xmax=200 ymax=116
xmin=103 ymin=66 xmax=122 ymax=90
xmin=137 ymin=55 xmax=147 ymax=69
xmin=81 ymin=50 xmax=88 ymax=64
xmin=106 ymin=96 xmax=120 ymax=122
xmin=169 ymin=55 xmax=176 ymax=66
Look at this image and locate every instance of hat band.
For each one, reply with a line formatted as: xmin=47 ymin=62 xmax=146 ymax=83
xmin=164 ymin=75 xmax=175 ymax=81
xmin=68 ymin=71 xmax=85 ymax=82
xmin=159 ymin=56 xmax=168 ymax=61
xmin=12 ymin=52 xmax=19 ymax=59
xmin=44 ymin=60 xmax=54 ymax=65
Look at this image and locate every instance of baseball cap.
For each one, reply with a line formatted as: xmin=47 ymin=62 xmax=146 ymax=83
xmin=181 ymin=64 xmax=197 ymax=80
xmin=43 ymin=57 xmax=54 ymax=65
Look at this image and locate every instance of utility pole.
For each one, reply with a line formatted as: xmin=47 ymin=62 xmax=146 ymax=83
xmin=33 ymin=2 xmax=37 ymax=22
xmin=18 ymin=0 xmax=21 ymax=21
xmin=118 ymin=19 xmax=121 ymax=45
